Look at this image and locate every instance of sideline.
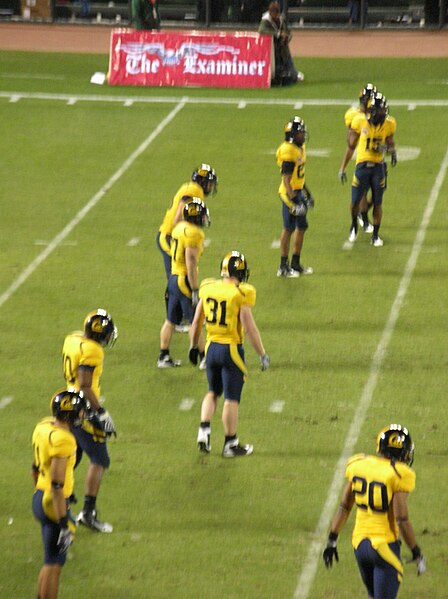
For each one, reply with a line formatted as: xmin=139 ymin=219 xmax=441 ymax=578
xmin=293 ymin=145 xmax=448 ymax=599
xmin=0 ymin=100 xmax=186 ymax=309
xmin=1 ymin=91 xmax=448 ymax=107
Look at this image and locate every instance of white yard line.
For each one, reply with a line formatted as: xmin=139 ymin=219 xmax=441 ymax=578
xmin=293 ymin=146 xmax=448 ymax=599
xmin=1 ymin=91 xmax=448 ymax=108
xmin=0 ymin=101 xmax=186 ymax=309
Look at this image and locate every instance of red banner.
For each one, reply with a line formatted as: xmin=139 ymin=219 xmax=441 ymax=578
xmin=108 ymin=30 xmax=272 ymax=88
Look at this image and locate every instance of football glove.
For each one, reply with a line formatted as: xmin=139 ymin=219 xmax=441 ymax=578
xmin=305 ymin=194 xmax=315 ymax=210
xmin=410 ymin=545 xmax=426 ymax=576
xmin=338 ymin=171 xmax=347 ymax=184
xmin=290 ymin=201 xmax=307 ymax=216
xmin=260 ymin=353 xmax=270 ymax=371
xmin=323 ymin=533 xmax=339 ymax=568
xmin=189 ymin=346 xmax=199 ymax=366
xmin=98 ymin=408 xmax=116 ymax=437
xmin=191 ymin=289 xmax=199 ymax=308
xmin=391 ymin=150 xmax=397 ymax=167
xmin=57 ymin=521 xmax=72 ymax=555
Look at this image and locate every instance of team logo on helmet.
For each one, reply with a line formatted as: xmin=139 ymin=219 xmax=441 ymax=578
xmin=84 ymin=309 xmax=118 ymax=348
xmin=183 ymin=197 xmax=210 ymax=227
xmin=220 ymin=251 xmax=250 ymax=283
xmin=191 ymin=164 xmax=218 ymax=196
xmin=376 ymin=423 xmax=414 ymax=466
xmin=51 ymin=388 xmax=87 ymax=427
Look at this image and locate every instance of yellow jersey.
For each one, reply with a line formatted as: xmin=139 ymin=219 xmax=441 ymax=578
xmin=346 ymin=453 xmax=415 ymax=550
xmin=199 ymin=278 xmax=256 ymax=345
xmin=170 ymin=221 xmax=204 ymax=279
xmin=344 ymin=105 xmax=362 ymax=129
xmin=276 ymin=140 xmax=306 ymax=195
xmin=32 ymin=417 xmax=77 ymax=521
xmin=62 ymin=332 xmax=107 ymax=441
xmin=158 ymin=181 xmax=205 ymax=243
xmin=351 ymin=114 xmax=397 ymax=164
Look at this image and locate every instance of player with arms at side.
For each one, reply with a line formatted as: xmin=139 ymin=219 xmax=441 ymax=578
xmin=62 ymin=309 xmax=118 ymax=533
xmin=32 ymin=389 xmax=87 ymax=599
xmin=158 ymin=198 xmax=210 ymax=368
xmin=341 ymin=83 xmax=377 ymax=234
xmin=190 ymin=251 xmax=270 ymax=457
xmin=276 ymin=116 xmax=315 ymax=278
xmin=339 ymin=92 xmax=397 ymax=247
xmin=323 ymin=424 xmax=426 ymax=599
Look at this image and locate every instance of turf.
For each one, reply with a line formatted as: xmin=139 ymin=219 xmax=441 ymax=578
xmin=0 ymin=51 xmax=447 ymax=598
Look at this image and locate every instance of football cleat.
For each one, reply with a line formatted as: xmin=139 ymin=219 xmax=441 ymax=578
xmin=296 ymin=71 xmax=305 ymax=82
xmin=363 ymin=222 xmax=374 ymax=233
xmin=348 ymin=227 xmax=358 ymax=243
xmin=76 ymin=510 xmax=113 ymax=533
xmin=371 ymin=236 xmax=384 ymax=247
xmin=197 ymin=427 xmax=211 ymax=453
xmin=277 ymin=266 xmax=290 ymax=277
xmin=199 ymin=357 xmax=207 ymax=370
xmin=297 ymin=265 xmax=313 ymax=275
xmin=287 ymin=268 xmax=301 ymax=278
xmin=222 ymin=439 xmax=253 ymax=458
xmin=157 ymin=355 xmax=181 ymax=368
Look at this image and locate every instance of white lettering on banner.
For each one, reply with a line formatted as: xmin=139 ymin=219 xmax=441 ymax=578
xmin=126 ymin=56 xmax=160 ymax=75
xmin=184 ymin=56 xmax=266 ymax=77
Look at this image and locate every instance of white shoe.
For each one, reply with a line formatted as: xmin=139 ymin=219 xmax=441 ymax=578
xmin=348 ymin=227 xmax=358 ymax=243
xmin=197 ymin=427 xmax=211 ymax=453
xmin=298 ymin=265 xmax=313 ymax=275
xmin=371 ymin=236 xmax=384 ymax=247
xmin=357 ymin=214 xmax=364 ymax=228
xmin=157 ymin=355 xmax=181 ymax=368
xmin=175 ymin=324 xmax=190 ymax=333
xmin=296 ymin=71 xmax=305 ymax=82
xmin=363 ymin=222 xmax=374 ymax=233
xmin=222 ymin=439 xmax=253 ymax=458
xmin=199 ymin=357 xmax=207 ymax=370
xmin=286 ymin=268 xmax=300 ymax=278
xmin=77 ymin=510 xmax=113 ymax=533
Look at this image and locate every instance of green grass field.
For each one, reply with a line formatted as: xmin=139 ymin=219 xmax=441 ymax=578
xmin=0 ymin=50 xmax=447 ymax=598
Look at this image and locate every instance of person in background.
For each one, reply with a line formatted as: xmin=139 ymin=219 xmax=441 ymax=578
xmin=62 ymin=309 xmax=118 ymax=533
xmin=323 ymin=423 xmax=426 ymax=599
xmin=32 ymin=389 xmax=87 ymax=599
xmin=131 ymin=0 xmax=160 ymax=30
xmin=343 ymin=83 xmax=377 ymax=234
xmin=258 ymin=1 xmax=304 ymax=86
xmin=190 ymin=251 xmax=270 ymax=457
xmin=276 ymin=116 xmax=314 ymax=278
xmin=339 ymin=92 xmax=397 ymax=247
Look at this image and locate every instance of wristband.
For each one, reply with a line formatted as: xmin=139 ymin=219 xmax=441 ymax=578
xmin=412 ymin=545 xmax=421 ymax=560
xmin=328 ymin=532 xmax=338 ymax=542
xmin=59 ymin=515 xmax=69 ymax=529
xmin=97 ymin=407 xmax=105 ymax=415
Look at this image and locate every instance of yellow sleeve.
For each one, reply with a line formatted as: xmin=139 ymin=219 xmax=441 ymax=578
xmin=185 ymin=225 xmax=204 ymax=249
xmin=394 ymin=464 xmax=415 ymax=493
xmin=49 ymin=429 xmax=76 ymax=460
xmin=78 ymin=339 xmax=103 ymax=368
xmin=239 ymin=283 xmax=256 ymax=307
xmin=351 ymin=113 xmax=366 ymax=134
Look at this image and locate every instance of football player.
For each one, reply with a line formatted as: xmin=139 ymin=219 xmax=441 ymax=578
xmin=156 ymin=164 xmax=218 ymax=280
xmin=62 ymin=309 xmax=118 ymax=533
xmin=339 ymin=92 xmax=397 ymax=246
xmin=323 ymin=424 xmax=426 ymax=599
xmin=342 ymin=83 xmax=377 ymax=233
xmin=158 ymin=198 xmax=210 ymax=368
xmin=189 ymin=251 xmax=270 ymax=457
xmin=276 ymin=116 xmax=314 ymax=278
xmin=32 ymin=389 xmax=87 ymax=599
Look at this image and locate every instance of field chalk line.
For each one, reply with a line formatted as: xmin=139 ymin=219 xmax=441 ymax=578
xmin=0 ymin=101 xmax=186 ymax=310
xmin=294 ymin=145 xmax=448 ymax=599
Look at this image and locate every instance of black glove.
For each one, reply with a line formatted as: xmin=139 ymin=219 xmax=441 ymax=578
xmin=191 ymin=289 xmax=199 ymax=308
xmin=290 ymin=200 xmax=307 ymax=216
xmin=323 ymin=533 xmax=339 ymax=568
xmin=305 ymin=194 xmax=315 ymax=209
xmin=98 ymin=408 xmax=116 ymax=437
xmin=189 ymin=346 xmax=199 ymax=365
xmin=391 ymin=150 xmax=397 ymax=167
xmin=57 ymin=519 xmax=72 ymax=554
